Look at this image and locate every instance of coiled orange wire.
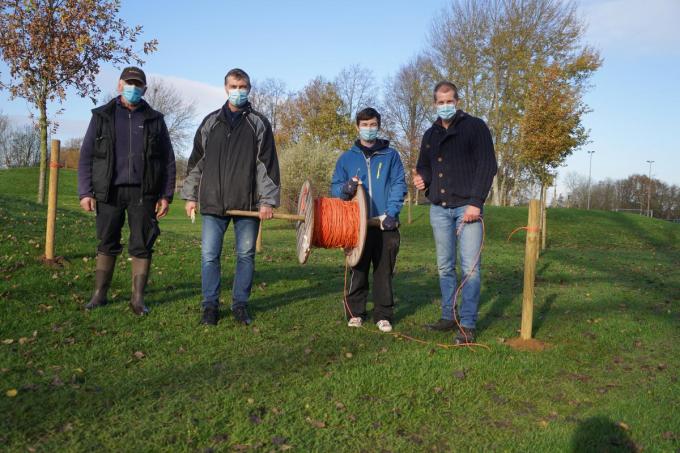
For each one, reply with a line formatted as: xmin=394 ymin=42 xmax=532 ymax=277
xmin=312 ymin=197 xmax=360 ymax=249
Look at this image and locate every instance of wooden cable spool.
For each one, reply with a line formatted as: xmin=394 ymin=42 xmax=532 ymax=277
xmin=224 ymin=180 xmax=377 ymax=266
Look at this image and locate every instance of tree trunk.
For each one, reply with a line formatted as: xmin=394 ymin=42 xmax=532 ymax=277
xmin=37 ymin=98 xmax=48 ymax=204
xmin=407 ymin=187 xmax=412 ymax=225
xmin=537 ymin=182 xmax=545 ymax=260
xmin=541 ymin=183 xmax=548 ymax=251
xmin=490 ymin=175 xmax=500 ymax=206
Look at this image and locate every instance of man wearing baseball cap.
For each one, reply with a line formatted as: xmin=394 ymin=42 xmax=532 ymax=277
xmin=77 ymin=66 xmax=176 ymax=315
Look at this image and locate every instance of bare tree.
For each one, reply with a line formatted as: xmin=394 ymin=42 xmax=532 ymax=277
xmin=334 ymin=64 xmax=378 ymax=121
xmin=250 ymin=78 xmax=287 ymax=134
xmin=144 ymin=77 xmax=197 ymax=157
xmin=382 ymin=56 xmax=433 ymax=220
xmin=0 ymin=111 xmax=9 ymax=168
xmin=1 ymin=124 xmax=40 ymax=168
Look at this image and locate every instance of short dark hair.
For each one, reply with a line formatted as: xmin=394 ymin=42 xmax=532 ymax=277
xmin=355 ymin=107 xmax=381 ymax=127
xmin=433 ymin=81 xmax=459 ymax=101
xmin=224 ymin=68 xmax=251 ymax=89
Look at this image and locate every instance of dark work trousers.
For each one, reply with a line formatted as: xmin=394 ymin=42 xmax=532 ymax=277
xmin=345 ymin=228 xmax=400 ymax=323
xmin=95 ymin=185 xmax=160 ymax=258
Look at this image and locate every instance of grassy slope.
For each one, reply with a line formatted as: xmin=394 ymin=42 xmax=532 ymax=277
xmin=1 ymin=168 xmax=678 ymax=452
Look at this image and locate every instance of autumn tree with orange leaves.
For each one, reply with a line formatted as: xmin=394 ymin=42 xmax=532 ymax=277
xmin=519 ymin=52 xmax=601 ymax=248
xmin=0 ymin=0 xmax=157 ymax=203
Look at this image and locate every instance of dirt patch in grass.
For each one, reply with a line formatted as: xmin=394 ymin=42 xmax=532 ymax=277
xmin=505 ymin=337 xmax=551 ymax=351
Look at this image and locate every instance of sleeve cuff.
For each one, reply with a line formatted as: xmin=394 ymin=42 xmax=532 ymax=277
xmin=468 ymin=197 xmax=484 ymax=208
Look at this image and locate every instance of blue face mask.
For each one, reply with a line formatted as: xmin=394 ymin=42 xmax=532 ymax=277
xmin=228 ymin=88 xmax=249 ymax=107
xmin=122 ymin=84 xmax=143 ymax=104
xmin=359 ymin=127 xmax=379 ymax=141
xmin=437 ymin=104 xmax=456 ymax=120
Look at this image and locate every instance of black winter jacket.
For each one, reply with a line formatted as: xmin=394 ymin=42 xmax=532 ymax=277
xmin=180 ymin=102 xmax=280 ymax=215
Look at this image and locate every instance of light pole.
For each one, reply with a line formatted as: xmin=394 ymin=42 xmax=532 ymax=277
xmin=587 ymin=150 xmax=595 ymax=210
xmin=646 ymin=160 xmax=654 ymax=217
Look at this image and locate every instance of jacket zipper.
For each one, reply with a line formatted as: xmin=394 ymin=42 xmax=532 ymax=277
xmin=128 ymin=112 xmax=132 ymax=185
xmin=365 ymin=156 xmax=373 ymax=217
xmin=220 ymin=130 xmax=231 ymax=214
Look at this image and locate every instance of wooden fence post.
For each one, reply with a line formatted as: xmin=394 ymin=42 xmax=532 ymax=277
xmin=256 ymin=221 xmax=263 ymax=253
xmin=45 ymin=139 xmax=60 ymax=261
xmin=520 ymin=199 xmax=540 ymax=340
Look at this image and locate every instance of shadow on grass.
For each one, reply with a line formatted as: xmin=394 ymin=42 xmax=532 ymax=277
xmin=571 ymin=416 xmax=639 ymax=452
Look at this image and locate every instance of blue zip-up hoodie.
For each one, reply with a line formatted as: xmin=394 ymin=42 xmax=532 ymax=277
xmin=331 ymin=139 xmax=407 ymax=219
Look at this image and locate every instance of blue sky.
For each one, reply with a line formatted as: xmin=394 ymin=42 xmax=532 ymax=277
xmin=1 ymin=0 xmax=678 ymax=191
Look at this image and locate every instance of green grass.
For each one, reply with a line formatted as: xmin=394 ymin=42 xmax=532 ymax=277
xmin=1 ymin=167 xmax=678 ymax=452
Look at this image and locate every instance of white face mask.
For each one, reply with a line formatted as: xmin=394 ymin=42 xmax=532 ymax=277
xmin=228 ymin=88 xmax=249 ymax=107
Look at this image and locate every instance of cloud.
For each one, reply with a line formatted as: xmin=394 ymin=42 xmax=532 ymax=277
xmin=581 ymin=0 xmax=680 ymax=54
xmin=146 ymin=73 xmax=225 ymax=118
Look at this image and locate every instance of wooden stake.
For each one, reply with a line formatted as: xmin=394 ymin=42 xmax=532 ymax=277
xmin=256 ymin=221 xmax=263 ymax=253
xmin=44 ymin=139 xmax=60 ymax=261
xmin=521 ymin=199 xmax=540 ymax=340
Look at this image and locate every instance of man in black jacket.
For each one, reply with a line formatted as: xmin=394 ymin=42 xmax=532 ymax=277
xmin=78 ymin=66 xmax=176 ymax=315
xmin=181 ymin=68 xmax=280 ymax=326
xmin=413 ymin=81 xmax=497 ymax=344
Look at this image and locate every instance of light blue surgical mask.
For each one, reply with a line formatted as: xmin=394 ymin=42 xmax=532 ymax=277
xmin=228 ymin=88 xmax=249 ymax=107
xmin=437 ymin=104 xmax=456 ymax=120
xmin=122 ymin=84 xmax=143 ymax=104
xmin=359 ymin=127 xmax=379 ymax=142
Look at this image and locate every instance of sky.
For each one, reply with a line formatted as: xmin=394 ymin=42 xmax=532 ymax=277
xmin=1 ymin=0 xmax=679 ymax=193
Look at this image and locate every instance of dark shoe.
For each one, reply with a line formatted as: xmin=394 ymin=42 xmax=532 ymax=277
xmin=85 ymin=254 xmax=116 ymax=310
xmin=454 ymin=327 xmax=476 ymax=345
xmin=232 ymin=306 xmax=252 ymax=325
xmin=426 ymin=318 xmax=456 ymax=331
xmin=201 ymin=307 xmax=219 ymax=325
xmin=129 ymin=257 xmax=150 ymax=316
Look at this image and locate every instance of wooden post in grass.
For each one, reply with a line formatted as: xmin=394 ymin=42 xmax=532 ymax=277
xmin=44 ymin=139 xmax=60 ymax=261
xmin=256 ymin=221 xmax=263 ymax=253
xmin=521 ymin=199 xmax=540 ymax=340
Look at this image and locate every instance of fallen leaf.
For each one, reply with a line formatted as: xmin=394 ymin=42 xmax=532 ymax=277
xmin=306 ymin=417 xmax=326 ymax=428
xmin=453 ymin=370 xmax=466 ymax=380
xmin=434 ymin=387 xmax=444 ymax=394
xmin=271 ymin=436 xmax=287 ymax=446
xmin=618 ymin=421 xmax=630 ymax=431
xmin=211 ymin=433 xmax=229 ymax=443
xmin=2 ymin=339 xmax=13 ymax=345
xmin=6 ymin=389 xmax=18 ymax=397
xmin=133 ymin=351 xmax=145 ymax=360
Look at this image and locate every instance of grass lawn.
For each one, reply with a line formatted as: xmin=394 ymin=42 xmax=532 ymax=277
xmin=1 ymin=168 xmax=678 ymax=452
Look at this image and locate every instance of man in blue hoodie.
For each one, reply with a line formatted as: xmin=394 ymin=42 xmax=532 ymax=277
xmin=331 ymin=107 xmax=407 ymax=333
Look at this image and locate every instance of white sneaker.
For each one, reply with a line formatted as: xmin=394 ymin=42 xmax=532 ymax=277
xmin=347 ymin=317 xmax=363 ymax=328
xmin=376 ymin=320 xmax=392 ymax=333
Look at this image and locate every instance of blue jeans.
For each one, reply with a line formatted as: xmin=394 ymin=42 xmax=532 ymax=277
xmin=430 ymin=204 xmax=483 ymax=328
xmin=201 ymin=214 xmax=260 ymax=311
